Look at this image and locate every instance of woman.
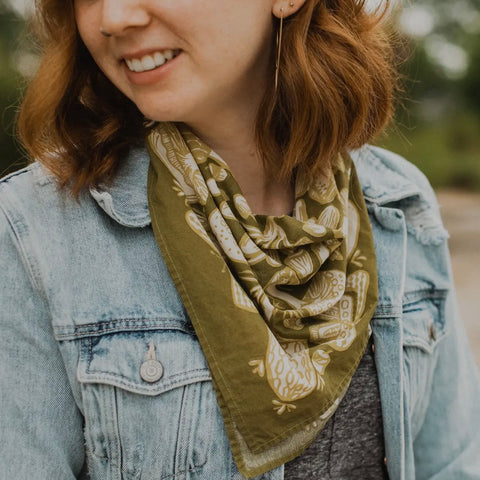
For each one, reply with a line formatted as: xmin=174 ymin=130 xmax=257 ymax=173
xmin=0 ymin=0 xmax=479 ymax=479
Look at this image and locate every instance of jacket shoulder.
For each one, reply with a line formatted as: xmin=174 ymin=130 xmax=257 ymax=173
xmin=0 ymin=161 xmax=95 ymax=220
xmin=0 ymin=162 xmax=61 ymax=212
xmin=0 ymin=163 xmax=97 ymax=288
xmin=0 ymin=164 xmax=54 ymax=292
xmin=350 ymin=145 xmax=437 ymax=207
xmin=350 ymin=145 xmax=449 ymax=247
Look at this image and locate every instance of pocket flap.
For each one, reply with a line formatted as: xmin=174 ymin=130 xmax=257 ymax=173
xmin=402 ymin=291 xmax=447 ymax=354
xmin=77 ymin=329 xmax=212 ymax=395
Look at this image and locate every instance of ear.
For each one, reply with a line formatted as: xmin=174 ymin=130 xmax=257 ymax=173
xmin=272 ymin=0 xmax=307 ymax=19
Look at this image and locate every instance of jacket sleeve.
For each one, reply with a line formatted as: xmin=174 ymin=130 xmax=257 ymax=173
xmin=0 ymin=206 xmax=87 ymax=479
xmin=413 ymin=241 xmax=480 ymax=479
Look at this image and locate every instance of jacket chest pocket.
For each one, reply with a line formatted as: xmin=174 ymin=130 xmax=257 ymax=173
xmin=401 ymin=291 xmax=447 ymax=437
xmin=77 ymin=326 xmax=215 ymax=480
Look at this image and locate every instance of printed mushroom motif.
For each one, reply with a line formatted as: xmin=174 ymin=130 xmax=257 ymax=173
xmin=249 ymin=330 xmax=331 ymax=414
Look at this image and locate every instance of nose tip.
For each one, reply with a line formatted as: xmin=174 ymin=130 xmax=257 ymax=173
xmin=99 ymin=27 xmax=112 ymax=37
xmin=100 ymin=1 xmax=150 ymax=36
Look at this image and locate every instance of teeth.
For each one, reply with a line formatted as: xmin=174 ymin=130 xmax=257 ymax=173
xmin=132 ymin=59 xmax=143 ymax=72
xmin=141 ymin=55 xmax=156 ymax=71
xmin=153 ymin=52 xmax=166 ymax=66
xmin=125 ymin=49 xmax=177 ymax=73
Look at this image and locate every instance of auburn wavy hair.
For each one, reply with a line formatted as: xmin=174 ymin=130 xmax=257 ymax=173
xmin=18 ymin=0 xmax=397 ymax=195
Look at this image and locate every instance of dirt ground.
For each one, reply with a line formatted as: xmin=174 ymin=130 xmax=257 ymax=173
xmin=436 ymin=190 xmax=480 ymax=367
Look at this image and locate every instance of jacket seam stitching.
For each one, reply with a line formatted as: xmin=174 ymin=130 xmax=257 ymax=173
xmin=54 ymin=320 xmax=195 ymax=339
xmin=55 ymin=317 xmax=188 ymax=330
xmin=0 ymin=164 xmax=36 ymax=184
xmin=80 ymin=369 xmax=212 ymax=393
xmin=0 ymin=199 xmax=44 ymax=294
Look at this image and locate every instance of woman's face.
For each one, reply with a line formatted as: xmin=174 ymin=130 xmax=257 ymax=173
xmin=74 ymin=0 xmax=283 ymax=127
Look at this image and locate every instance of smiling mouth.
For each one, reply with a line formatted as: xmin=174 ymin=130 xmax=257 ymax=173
xmin=124 ymin=49 xmax=181 ymax=73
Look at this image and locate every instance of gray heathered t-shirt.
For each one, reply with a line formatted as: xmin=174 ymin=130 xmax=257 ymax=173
xmin=284 ymin=338 xmax=389 ymax=479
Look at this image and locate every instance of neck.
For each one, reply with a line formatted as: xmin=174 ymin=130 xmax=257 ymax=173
xmin=186 ymin=111 xmax=294 ymax=216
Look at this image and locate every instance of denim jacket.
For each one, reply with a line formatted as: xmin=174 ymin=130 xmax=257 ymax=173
xmin=0 ymin=144 xmax=479 ymax=480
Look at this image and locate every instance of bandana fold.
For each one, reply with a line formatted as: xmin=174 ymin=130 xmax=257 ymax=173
xmin=147 ymin=122 xmax=378 ymax=478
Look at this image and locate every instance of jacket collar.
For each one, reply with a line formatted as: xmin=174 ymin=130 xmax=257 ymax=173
xmin=89 ymin=145 xmax=151 ymax=228
xmin=349 ymin=145 xmax=422 ymax=205
xmin=89 ymin=143 xmax=423 ymax=228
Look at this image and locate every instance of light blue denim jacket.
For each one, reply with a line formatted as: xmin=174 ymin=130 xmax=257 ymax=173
xmin=0 ymin=144 xmax=479 ymax=480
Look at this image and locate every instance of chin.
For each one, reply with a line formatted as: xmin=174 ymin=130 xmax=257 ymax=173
xmin=136 ymin=104 xmax=185 ymax=125
xmin=127 ymin=89 xmax=192 ymax=124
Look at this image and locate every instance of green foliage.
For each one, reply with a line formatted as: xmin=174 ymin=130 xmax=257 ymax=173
xmin=460 ymin=32 xmax=480 ymax=114
xmin=377 ymin=1 xmax=480 ymax=192
xmin=0 ymin=3 xmax=27 ymax=177
xmin=380 ymin=112 xmax=480 ymax=191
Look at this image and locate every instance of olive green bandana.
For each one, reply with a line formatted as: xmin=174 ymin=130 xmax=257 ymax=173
xmin=147 ymin=122 xmax=378 ymax=478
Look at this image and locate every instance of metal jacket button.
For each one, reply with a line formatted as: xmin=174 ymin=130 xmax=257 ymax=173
xmin=140 ymin=342 xmax=163 ymax=383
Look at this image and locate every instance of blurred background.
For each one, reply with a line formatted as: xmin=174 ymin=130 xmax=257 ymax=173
xmin=0 ymin=0 xmax=479 ymax=364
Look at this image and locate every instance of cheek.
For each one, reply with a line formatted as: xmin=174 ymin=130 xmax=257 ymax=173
xmin=74 ymin=3 xmax=100 ymax=57
xmin=75 ymin=25 xmax=114 ymax=81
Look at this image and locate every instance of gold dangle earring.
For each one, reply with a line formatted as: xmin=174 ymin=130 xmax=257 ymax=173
xmin=275 ymin=3 xmax=294 ymax=91
xmin=275 ymin=8 xmax=284 ymax=91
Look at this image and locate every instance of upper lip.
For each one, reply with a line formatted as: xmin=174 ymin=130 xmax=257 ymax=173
xmin=121 ymin=48 xmax=180 ymax=61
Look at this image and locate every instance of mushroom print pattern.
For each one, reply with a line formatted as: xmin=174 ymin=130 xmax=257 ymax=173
xmin=147 ymin=122 xmax=378 ymax=472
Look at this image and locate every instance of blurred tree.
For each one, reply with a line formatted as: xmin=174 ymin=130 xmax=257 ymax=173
xmin=0 ymin=0 xmax=27 ymax=176
xmin=381 ymin=0 xmax=480 ymax=190
xmin=461 ymin=31 xmax=480 ymax=114
xmin=395 ymin=0 xmax=478 ymax=116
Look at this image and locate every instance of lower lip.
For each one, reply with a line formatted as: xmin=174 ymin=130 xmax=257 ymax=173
xmin=123 ymin=53 xmax=181 ymax=86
